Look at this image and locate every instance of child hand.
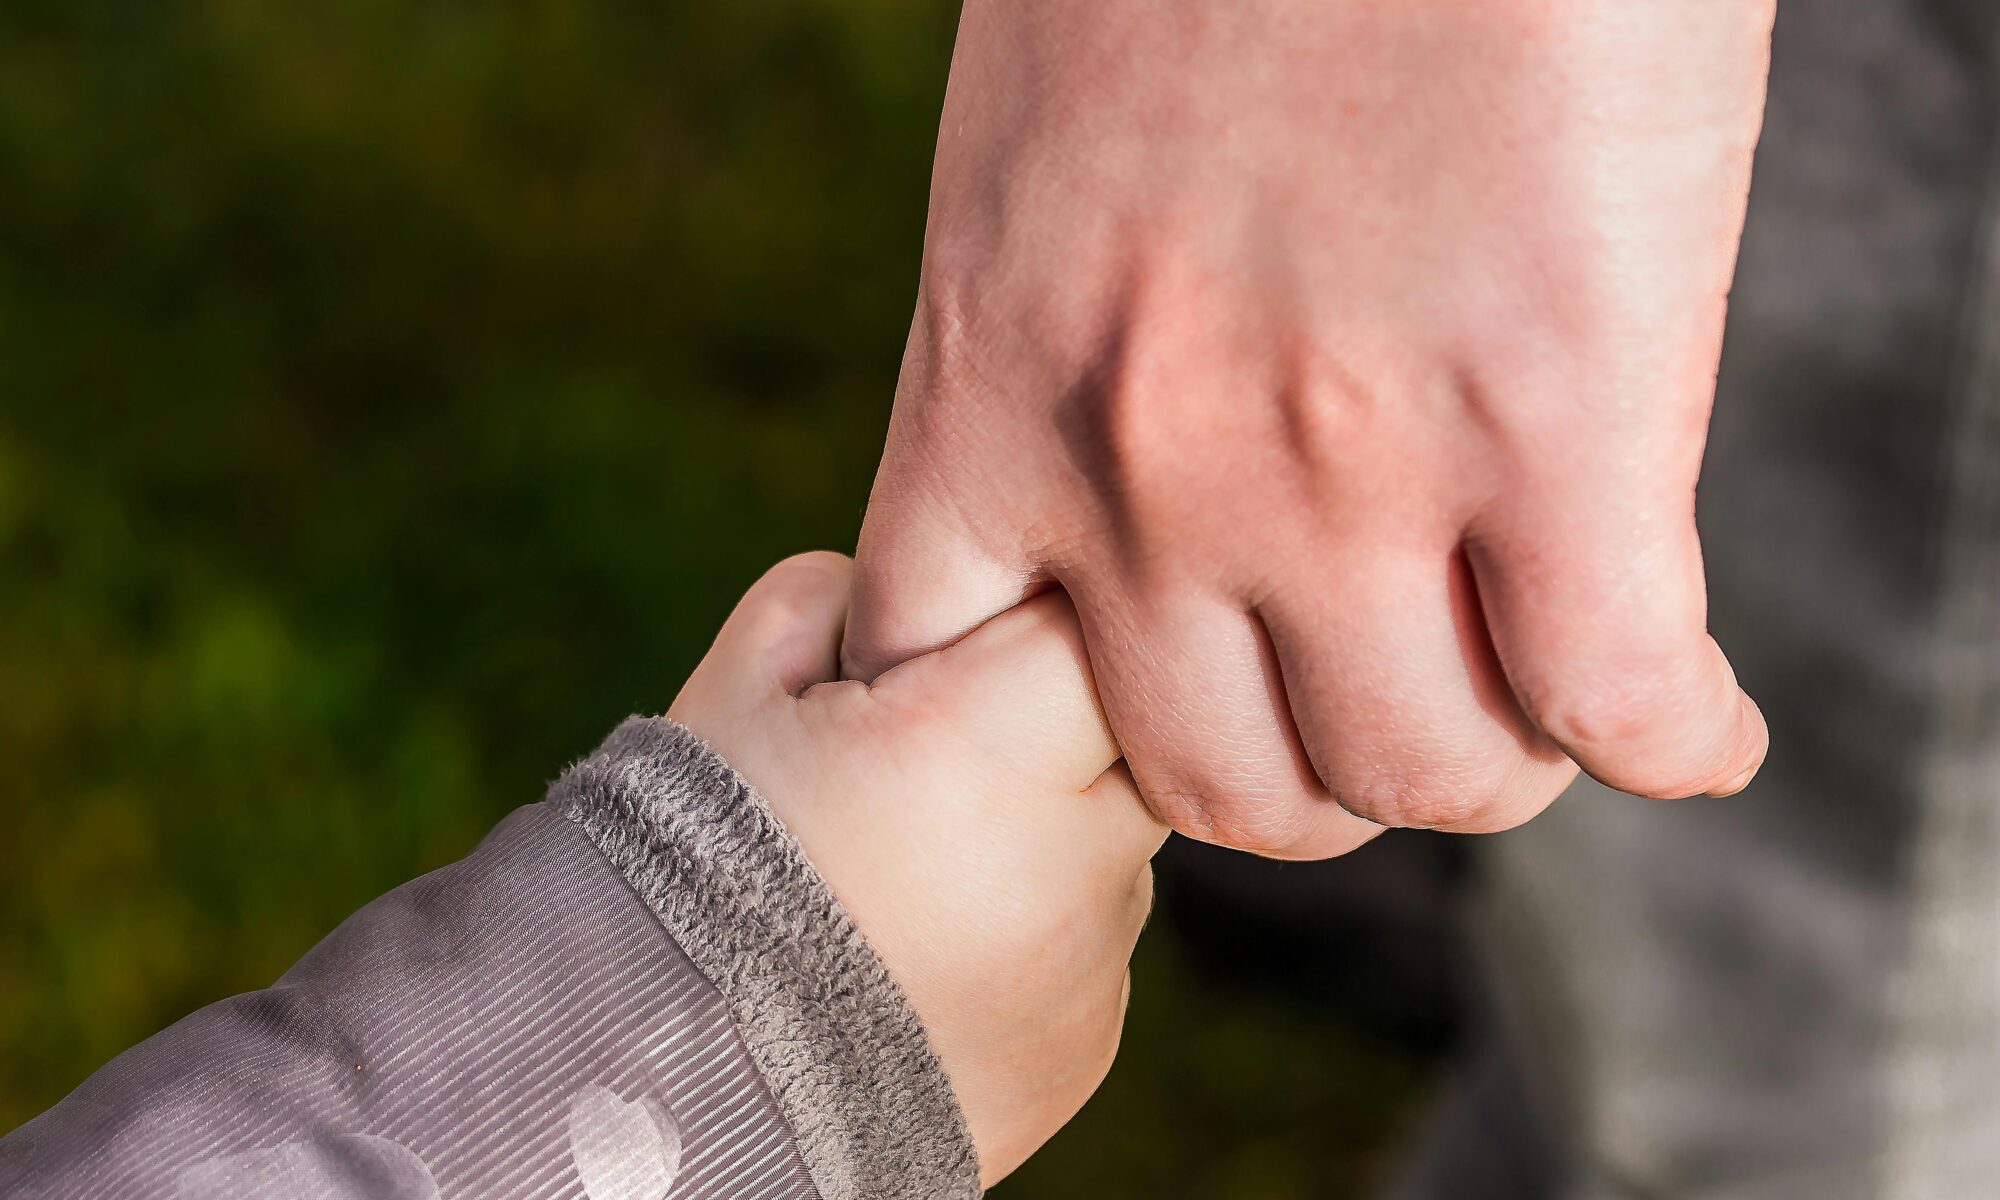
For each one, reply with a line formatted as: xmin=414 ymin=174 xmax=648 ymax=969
xmin=669 ymin=553 xmax=1165 ymax=1186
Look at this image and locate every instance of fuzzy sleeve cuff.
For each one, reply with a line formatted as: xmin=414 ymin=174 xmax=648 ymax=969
xmin=545 ymin=716 xmax=983 ymax=1200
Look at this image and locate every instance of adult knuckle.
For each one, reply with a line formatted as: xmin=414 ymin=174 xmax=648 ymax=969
xmin=1139 ymin=780 xmax=1227 ymax=839
xmin=1193 ymin=822 xmax=1281 ymax=857
xmin=1144 ymin=779 xmax=1317 ymax=857
xmin=1524 ymin=658 xmax=1744 ymax=798
xmin=1329 ymin=765 xmax=1483 ymax=831
xmin=1529 ymin=668 xmax=1685 ymax=756
xmin=1202 ymin=805 xmax=1320 ymax=858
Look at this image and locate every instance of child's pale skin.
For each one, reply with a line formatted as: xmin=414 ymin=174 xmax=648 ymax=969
xmin=670 ymin=552 xmax=1166 ymax=1187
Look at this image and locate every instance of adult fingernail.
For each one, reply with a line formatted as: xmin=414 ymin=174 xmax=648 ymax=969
xmin=1708 ymin=760 xmax=1761 ymax=797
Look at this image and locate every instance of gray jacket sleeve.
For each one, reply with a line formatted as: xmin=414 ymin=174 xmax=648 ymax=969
xmin=0 ymin=717 xmax=981 ymax=1200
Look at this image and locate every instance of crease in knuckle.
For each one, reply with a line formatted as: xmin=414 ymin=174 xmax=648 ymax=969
xmin=1330 ymin=769 xmax=1485 ymax=831
xmin=1146 ymin=783 xmax=1316 ymax=857
xmin=1531 ymin=672 xmax=1688 ymax=758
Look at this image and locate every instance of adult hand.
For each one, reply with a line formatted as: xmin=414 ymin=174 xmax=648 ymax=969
xmin=847 ymin=0 xmax=1774 ymax=858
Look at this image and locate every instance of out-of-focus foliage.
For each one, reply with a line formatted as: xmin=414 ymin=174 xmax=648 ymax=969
xmin=0 ymin=3 xmax=1430 ymax=1194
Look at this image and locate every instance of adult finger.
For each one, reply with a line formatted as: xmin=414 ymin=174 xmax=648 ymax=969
xmin=1467 ymin=487 xmax=1767 ymax=799
xmin=1066 ymin=576 xmax=1380 ymax=861
xmin=1260 ymin=547 xmax=1579 ymax=833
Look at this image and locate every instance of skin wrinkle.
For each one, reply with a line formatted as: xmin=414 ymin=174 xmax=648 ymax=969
xmin=1049 ymin=284 xmax=1143 ymax=565
xmin=1247 ymin=597 xmax=1389 ymax=838
xmin=1446 ymin=547 xmax=1560 ymax=757
xmin=895 ymin=309 xmax=1010 ymax=542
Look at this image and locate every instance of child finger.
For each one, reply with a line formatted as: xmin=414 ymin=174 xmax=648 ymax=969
xmin=870 ymin=589 xmax=1122 ymax=789
xmin=1079 ymin=761 xmax=1171 ymax=879
xmin=675 ymin=552 xmax=854 ymax=718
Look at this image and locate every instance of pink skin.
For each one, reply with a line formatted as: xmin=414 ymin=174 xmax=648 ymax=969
xmin=672 ymin=555 xmax=1163 ymax=1185
xmin=846 ymin=0 xmax=1775 ymax=858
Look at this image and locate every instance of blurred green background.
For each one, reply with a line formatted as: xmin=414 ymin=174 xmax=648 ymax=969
xmin=0 ymin=2 xmax=1448 ymax=1193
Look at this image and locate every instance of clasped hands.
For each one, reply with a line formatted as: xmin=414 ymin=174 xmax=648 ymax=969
xmin=680 ymin=0 xmax=1779 ymax=1185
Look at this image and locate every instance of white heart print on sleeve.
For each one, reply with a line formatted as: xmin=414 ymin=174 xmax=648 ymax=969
xmin=566 ymin=1084 xmax=685 ymax=1200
